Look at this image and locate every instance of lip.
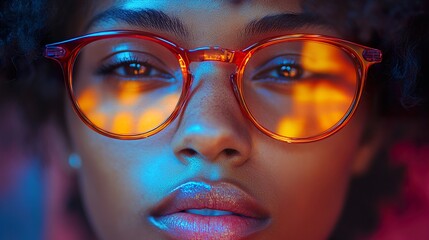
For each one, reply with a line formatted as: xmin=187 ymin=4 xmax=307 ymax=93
xmin=149 ymin=181 xmax=270 ymax=240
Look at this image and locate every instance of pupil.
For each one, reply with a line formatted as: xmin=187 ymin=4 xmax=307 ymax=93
xmin=280 ymin=64 xmax=299 ymax=78
xmin=128 ymin=63 xmax=147 ymax=75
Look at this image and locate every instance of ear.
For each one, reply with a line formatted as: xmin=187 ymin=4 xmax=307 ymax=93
xmin=351 ymin=120 xmax=387 ymax=176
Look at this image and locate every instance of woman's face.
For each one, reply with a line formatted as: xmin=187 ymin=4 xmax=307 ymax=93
xmin=68 ymin=0 xmax=373 ymax=239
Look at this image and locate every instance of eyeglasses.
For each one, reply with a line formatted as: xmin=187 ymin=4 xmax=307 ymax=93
xmin=44 ymin=30 xmax=382 ymax=143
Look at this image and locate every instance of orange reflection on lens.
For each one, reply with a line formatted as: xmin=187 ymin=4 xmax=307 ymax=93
xmin=77 ymin=88 xmax=100 ymax=113
xmin=275 ymin=83 xmax=311 ymax=138
xmin=277 ymin=117 xmax=304 ymax=137
xmin=314 ymin=82 xmax=351 ymax=130
xmin=86 ymin=111 xmax=108 ymax=130
xmin=302 ymin=41 xmax=356 ymax=84
xmin=302 ymin=41 xmax=343 ymax=73
xmin=137 ymin=93 xmax=180 ymax=132
xmin=160 ymin=93 xmax=180 ymax=106
xmin=294 ymin=82 xmax=313 ymax=103
xmin=276 ymin=81 xmax=353 ymax=138
xmin=117 ymin=81 xmax=142 ymax=106
xmin=137 ymin=109 xmax=165 ymax=132
xmin=112 ymin=111 xmax=134 ymax=134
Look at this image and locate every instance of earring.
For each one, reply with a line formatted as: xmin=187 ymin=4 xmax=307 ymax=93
xmin=68 ymin=153 xmax=82 ymax=169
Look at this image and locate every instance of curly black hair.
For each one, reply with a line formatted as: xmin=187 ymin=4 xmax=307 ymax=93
xmin=1 ymin=0 xmax=428 ymax=239
xmin=0 ymin=0 xmax=88 ymax=126
xmin=0 ymin=0 xmax=47 ymax=65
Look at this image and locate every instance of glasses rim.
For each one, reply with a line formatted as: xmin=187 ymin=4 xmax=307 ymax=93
xmin=44 ymin=30 xmax=382 ymax=143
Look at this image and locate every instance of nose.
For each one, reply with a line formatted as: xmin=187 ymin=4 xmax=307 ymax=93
xmin=171 ymin=62 xmax=252 ymax=167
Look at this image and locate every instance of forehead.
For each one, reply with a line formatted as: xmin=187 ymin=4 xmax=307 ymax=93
xmin=84 ymin=0 xmax=332 ymax=48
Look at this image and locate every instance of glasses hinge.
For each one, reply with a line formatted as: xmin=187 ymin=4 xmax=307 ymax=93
xmin=44 ymin=46 xmax=66 ymax=58
xmin=362 ymin=49 xmax=382 ymax=62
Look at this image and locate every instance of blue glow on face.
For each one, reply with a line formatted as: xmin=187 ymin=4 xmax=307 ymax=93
xmin=184 ymin=125 xmax=203 ymax=134
xmin=120 ymin=1 xmax=221 ymax=12
xmin=121 ymin=1 xmax=164 ymax=11
xmin=171 ymin=181 xmax=211 ymax=194
xmin=207 ymin=165 xmax=222 ymax=181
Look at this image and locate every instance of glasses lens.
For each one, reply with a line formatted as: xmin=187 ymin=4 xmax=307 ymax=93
xmin=72 ymin=37 xmax=184 ymax=136
xmin=242 ymin=40 xmax=359 ymax=139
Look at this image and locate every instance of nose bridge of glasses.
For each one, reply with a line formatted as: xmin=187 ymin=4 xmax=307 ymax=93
xmin=187 ymin=46 xmax=238 ymax=64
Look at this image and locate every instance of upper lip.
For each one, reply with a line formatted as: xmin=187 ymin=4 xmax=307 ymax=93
xmin=151 ymin=181 xmax=269 ymax=219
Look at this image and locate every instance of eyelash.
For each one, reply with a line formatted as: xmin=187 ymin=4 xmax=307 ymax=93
xmin=95 ymin=56 xmax=148 ymax=76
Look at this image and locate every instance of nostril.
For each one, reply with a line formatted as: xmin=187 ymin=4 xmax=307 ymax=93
xmin=224 ymin=148 xmax=239 ymax=157
xmin=178 ymin=148 xmax=240 ymax=161
xmin=181 ymin=149 xmax=198 ymax=157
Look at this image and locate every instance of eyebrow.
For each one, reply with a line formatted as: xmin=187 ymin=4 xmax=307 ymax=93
xmin=244 ymin=13 xmax=326 ymax=35
xmin=88 ymin=8 xmax=189 ymax=38
xmin=89 ymin=9 xmax=326 ymax=40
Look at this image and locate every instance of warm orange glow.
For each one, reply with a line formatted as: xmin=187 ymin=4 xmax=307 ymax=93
xmin=302 ymin=41 xmax=343 ymax=73
xmin=112 ymin=111 xmax=134 ymax=134
xmin=294 ymin=83 xmax=313 ymax=103
xmin=137 ymin=109 xmax=165 ymax=132
xmin=302 ymin=41 xmax=356 ymax=85
xmin=135 ymin=93 xmax=180 ymax=132
xmin=160 ymin=93 xmax=180 ymax=107
xmin=117 ymin=81 xmax=142 ymax=105
xmin=86 ymin=111 xmax=108 ymax=130
xmin=276 ymin=81 xmax=352 ymax=138
xmin=75 ymin=84 xmax=182 ymax=135
xmin=77 ymin=88 xmax=100 ymax=113
xmin=314 ymin=82 xmax=350 ymax=130
xmin=277 ymin=117 xmax=305 ymax=138
xmin=318 ymin=110 xmax=345 ymax=131
xmin=314 ymin=82 xmax=349 ymax=103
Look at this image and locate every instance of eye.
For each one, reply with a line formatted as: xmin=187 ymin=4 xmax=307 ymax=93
xmin=114 ymin=62 xmax=158 ymax=77
xmin=252 ymin=57 xmax=305 ymax=83
xmin=121 ymin=62 xmax=147 ymax=76
xmin=254 ymin=63 xmax=303 ymax=82
xmin=94 ymin=50 xmax=176 ymax=82
xmin=89 ymin=51 xmax=180 ymax=92
xmin=98 ymin=59 xmax=172 ymax=80
xmin=277 ymin=64 xmax=302 ymax=79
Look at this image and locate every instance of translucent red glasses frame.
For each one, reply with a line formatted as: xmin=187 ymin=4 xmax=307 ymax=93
xmin=44 ymin=30 xmax=382 ymax=143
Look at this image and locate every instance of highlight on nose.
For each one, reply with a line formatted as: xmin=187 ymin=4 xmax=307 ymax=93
xmin=171 ymin=120 xmax=251 ymax=166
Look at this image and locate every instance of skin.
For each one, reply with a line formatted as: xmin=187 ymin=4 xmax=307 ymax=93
xmin=66 ymin=0 xmax=378 ymax=239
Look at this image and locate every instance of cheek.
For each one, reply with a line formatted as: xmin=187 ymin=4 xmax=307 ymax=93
xmin=251 ymin=111 xmax=366 ymax=239
xmin=264 ymin=147 xmax=353 ymax=239
xmin=75 ymin=140 xmax=181 ymax=239
xmin=67 ymin=108 xmax=180 ymax=239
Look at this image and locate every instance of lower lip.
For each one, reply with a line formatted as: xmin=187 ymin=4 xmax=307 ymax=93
xmin=151 ymin=212 xmax=268 ymax=239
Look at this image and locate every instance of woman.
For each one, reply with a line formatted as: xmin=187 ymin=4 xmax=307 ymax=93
xmin=3 ymin=0 xmax=429 ymax=239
